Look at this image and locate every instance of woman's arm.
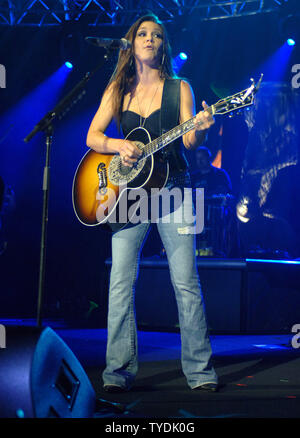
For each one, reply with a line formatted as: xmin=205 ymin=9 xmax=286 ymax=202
xmin=180 ymin=80 xmax=215 ymax=151
xmin=86 ymin=83 xmax=141 ymax=166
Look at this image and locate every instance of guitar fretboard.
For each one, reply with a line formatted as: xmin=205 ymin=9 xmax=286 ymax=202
xmin=141 ymin=105 xmax=215 ymax=160
xmin=137 ymin=76 xmax=260 ymax=161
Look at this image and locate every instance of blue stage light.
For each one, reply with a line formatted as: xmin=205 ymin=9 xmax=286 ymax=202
xmin=65 ymin=61 xmax=73 ymax=69
xmin=173 ymin=52 xmax=188 ymax=74
xmin=287 ymin=38 xmax=296 ymax=46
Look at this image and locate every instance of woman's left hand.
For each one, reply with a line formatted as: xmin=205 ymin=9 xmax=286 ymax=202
xmin=194 ymin=101 xmax=215 ymax=131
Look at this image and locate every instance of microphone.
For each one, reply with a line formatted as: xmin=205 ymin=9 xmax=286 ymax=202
xmin=85 ymin=37 xmax=131 ymax=50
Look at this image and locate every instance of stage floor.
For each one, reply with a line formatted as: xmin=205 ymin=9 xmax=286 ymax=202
xmin=54 ymin=326 xmax=300 ymax=419
xmin=1 ymin=319 xmax=300 ymax=419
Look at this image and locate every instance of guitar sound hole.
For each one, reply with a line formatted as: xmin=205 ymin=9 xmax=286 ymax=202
xmin=119 ymin=164 xmax=132 ymax=176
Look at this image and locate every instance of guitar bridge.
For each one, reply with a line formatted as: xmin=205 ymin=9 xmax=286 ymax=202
xmin=97 ymin=163 xmax=108 ymax=195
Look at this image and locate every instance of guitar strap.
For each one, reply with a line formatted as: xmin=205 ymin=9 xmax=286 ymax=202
xmin=160 ymin=78 xmax=180 ymax=136
xmin=160 ymin=78 xmax=188 ymax=173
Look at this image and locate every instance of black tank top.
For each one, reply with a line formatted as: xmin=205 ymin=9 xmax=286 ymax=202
xmin=120 ymin=108 xmax=191 ymax=187
xmin=121 ymin=109 xmax=160 ymax=140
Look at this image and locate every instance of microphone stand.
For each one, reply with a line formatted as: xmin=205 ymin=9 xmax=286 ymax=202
xmin=24 ymin=49 xmax=114 ymax=329
xmin=24 ymin=48 xmax=135 ymax=418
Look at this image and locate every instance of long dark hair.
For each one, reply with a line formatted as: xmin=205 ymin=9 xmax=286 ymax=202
xmin=106 ymin=13 xmax=176 ymax=128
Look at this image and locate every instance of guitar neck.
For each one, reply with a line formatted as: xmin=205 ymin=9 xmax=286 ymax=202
xmin=142 ymin=105 xmax=215 ymax=159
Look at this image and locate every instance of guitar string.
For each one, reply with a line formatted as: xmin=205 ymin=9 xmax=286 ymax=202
xmin=117 ymin=88 xmax=252 ymax=171
xmin=141 ymin=105 xmax=214 ymax=159
xmin=140 ymin=91 xmax=253 ymax=160
xmin=116 ymin=104 xmax=213 ymax=172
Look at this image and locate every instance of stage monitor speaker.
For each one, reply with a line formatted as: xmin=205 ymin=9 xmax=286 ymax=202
xmin=0 ymin=326 xmax=95 ymax=418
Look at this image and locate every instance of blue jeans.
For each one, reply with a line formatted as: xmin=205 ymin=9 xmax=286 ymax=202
xmin=102 ymin=188 xmax=218 ymax=389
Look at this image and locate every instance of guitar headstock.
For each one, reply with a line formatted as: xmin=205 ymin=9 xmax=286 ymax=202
xmin=212 ymin=74 xmax=263 ymax=116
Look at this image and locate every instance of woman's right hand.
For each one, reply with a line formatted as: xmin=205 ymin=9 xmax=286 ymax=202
xmin=119 ymin=140 xmax=143 ymax=167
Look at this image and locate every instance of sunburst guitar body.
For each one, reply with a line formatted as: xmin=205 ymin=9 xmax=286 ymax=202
xmin=72 ymin=127 xmax=169 ymax=229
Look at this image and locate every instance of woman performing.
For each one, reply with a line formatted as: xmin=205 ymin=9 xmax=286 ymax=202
xmin=86 ymin=13 xmax=218 ymax=393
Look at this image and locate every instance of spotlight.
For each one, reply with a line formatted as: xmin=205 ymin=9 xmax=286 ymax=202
xmin=287 ymin=38 xmax=296 ymax=46
xmin=279 ymin=13 xmax=300 ymax=46
xmin=173 ymin=52 xmax=188 ymax=74
xmin=65 ymin=61 xmax=73 ymax=69
xmin=59 ymin=24 xmax=83 ymax=69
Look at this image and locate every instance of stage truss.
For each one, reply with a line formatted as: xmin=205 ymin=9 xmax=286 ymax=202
xmin=0 ymin=0 xmax=295 ymax=27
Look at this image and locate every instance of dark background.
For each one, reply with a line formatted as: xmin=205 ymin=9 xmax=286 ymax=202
xmin=1 ymin=7 xmax=300 ymax=323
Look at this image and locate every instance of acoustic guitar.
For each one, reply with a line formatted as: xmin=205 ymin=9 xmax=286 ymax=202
xmin=72 ymin=76 xmax=262 ymax=229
